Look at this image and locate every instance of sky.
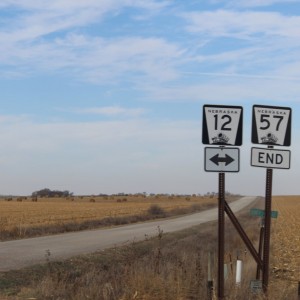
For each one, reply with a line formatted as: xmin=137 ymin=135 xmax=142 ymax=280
xmin=0 ymin=0 xmax=300 ymax=196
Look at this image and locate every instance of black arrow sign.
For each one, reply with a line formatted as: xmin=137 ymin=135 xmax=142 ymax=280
xmin=210 ymin=154 xmax=234 ymax=166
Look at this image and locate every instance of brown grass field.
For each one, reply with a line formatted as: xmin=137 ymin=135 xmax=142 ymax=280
xmin=0 ymin=195 xmax=299 ymax=299
xmin=0 ymin=194 xmax=224 ymax=240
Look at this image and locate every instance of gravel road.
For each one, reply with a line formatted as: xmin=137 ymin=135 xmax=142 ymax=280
xmin=0 ymin=196 xmax=257 ymax=272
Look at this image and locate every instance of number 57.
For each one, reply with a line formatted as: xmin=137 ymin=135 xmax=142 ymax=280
xmin=260 ymin=114 xmax=283 ymax=131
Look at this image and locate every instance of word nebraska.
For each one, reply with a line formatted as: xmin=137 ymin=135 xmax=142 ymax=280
xmin=207 ymin=109 xmax=239 ymax=114
xmin=257 ymin=109 xmax=287 ymax=115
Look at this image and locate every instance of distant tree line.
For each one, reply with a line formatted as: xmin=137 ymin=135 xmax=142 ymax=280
xmin=204 ymin=191 xmax=241 ymax=197
xmin=32 ymin=188 xmax=73 ymax=198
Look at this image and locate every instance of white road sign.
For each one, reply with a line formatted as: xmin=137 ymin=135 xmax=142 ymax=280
xmin=251 ymin=147 xmax=291 ymax=169
xmin=202 ymin=105 xmax=243 ymax=146
xmin=252 ymin=105 xmax=292 ymax=146
xmin=205 ymin=147 xmax=240 ymax=172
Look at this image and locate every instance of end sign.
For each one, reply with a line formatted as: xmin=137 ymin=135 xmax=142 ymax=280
xmin=251 ymin=147 xmax=291 ymax=169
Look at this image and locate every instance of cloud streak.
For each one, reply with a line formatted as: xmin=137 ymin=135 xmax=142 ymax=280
xmin=74 ymin=106 xmax=147 ymax=117
xmin=0 ymin=0 xmax=177 ymax=82
xmin=183 ymin=10 xmax=300 ymax=38
xmin=227 ymin=0 xmax=298 ymax=8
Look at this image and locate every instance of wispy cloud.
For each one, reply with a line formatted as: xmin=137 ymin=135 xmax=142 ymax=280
xmin=0 ymin=0 xmax=176 ymax=82
xmin=0 ymin=34 xmax=183 ymax=83
xmin=0 ymin=0 xmax=168 ymax=43
xmin=183 ymin=10 xmax=300 ymax=38
xmin=74 ymin=106 xmax=147 ymax=117
xmin=227 ymin=0 xmax=298 ymax=8
xmin=1 ymin=1 xmax=300 ymax=196
xmin=179 ymin=9 xmax=300 ymax=90
xmin=181 ymin=71 xmax=300 ymax=82
xmin=144 ymin=78 xmax=300 ymax=103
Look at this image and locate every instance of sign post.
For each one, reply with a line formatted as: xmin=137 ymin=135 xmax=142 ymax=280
xmin=256 ymin=219 xmax=264 ymax=280
xmin=251 ymin=105 xmax=292 ymax=294
xmin=218 ymin=172 xmax=225 ymax=299
xmin=203 ymin=105 xmax=243 ymax=299
xmin=262 ymin=160 xmax=273 ymax=293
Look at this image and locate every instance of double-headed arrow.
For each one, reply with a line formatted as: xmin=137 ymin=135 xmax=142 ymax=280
xmin=210 ymin=154 xmax=234 ymax=166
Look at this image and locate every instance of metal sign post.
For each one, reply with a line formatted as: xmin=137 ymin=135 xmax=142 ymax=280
xmin=251 ymin=104 xmax=292 ymax=294
xmin=256 ymin=221 xmax=264 ymax=280
xmin=218 ymin=172 xmax=225 ymax=299
xmin=201 ymin=104 xmax=292 ymax=298
xmin=203 ymin=105 xmax=243 ymax=299
xmin=262 ymin=163 xmax=273 ymax=292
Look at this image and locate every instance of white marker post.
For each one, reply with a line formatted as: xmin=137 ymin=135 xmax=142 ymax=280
xmin=236 ymin=260 xmax=242 ymax=286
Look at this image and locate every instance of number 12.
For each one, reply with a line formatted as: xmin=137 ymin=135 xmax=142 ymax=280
xmin=214 ymin=114 xmax=232 ymax=131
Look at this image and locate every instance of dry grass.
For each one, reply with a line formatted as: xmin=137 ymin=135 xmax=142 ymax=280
xmin=269 ymin=195 xmax=300 ymax=298
xmin=0 ymin=195 xmax=226 ymax=240
xmin=0 ymin=197 xmax=262 ymax=299
xmin=2 ymin=196 xmax=298 ymax=299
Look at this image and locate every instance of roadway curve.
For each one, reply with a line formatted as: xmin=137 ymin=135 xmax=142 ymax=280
xmin=0 ymin=196 xmax=257 ymax=272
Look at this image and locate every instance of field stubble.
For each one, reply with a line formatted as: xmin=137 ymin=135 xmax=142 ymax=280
xmin=270 ymin=195 xmax=300 ymax=298
xmin=0 ymin=195 xmax=222 ymax=240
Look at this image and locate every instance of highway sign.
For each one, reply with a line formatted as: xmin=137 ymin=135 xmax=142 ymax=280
xmin=250 ymin=208 xmax=278 ymax=219
xmin=202 ymin=105 xmax=243 ymax=146
xmin=251 ymin=147 xmax=291 ymax=169
xmin=252 ymin=105 xmax=292 ymax=146
xmin=205 ymin=147 xmax=239 ymax=172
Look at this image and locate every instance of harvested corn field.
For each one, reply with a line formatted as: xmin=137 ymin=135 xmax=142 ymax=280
xmin=0 ymin=194 xmax=225 ymax=240
xmin=270 ymin=195 xmax=300 ymax=296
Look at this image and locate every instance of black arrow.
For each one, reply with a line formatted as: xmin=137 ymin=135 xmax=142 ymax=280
xmin=210 ymin=154 xmax=234 ymax=166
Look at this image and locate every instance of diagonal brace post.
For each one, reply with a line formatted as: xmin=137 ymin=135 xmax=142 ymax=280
xmin=224 ymin=201 xmax=263 ymax=270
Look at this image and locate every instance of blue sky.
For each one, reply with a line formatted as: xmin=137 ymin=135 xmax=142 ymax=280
xmin=0 ymin=0 xmax=300 ymax=196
